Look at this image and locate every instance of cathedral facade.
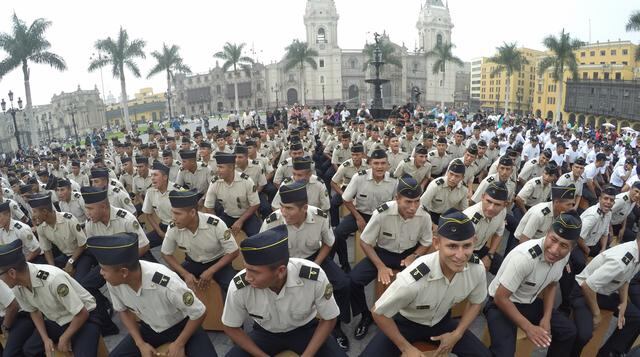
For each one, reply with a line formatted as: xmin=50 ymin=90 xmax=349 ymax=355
xmin=172 ymin=0 xmax=461 ymax=118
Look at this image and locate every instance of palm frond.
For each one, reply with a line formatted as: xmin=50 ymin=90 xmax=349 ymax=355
xmin=626 ymin=11 xmax=640 ymax=31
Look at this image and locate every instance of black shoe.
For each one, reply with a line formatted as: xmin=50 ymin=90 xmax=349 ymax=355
xmin=333 ymin=327 xmax=350 ymax=351
xmin=354 ymin=314 xmax=373 ymax=340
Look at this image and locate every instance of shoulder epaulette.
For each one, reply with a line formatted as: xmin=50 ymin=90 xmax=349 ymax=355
xmin=624 ymin=195 xmax=630 ymax=201
xmin=207 ymin=216 xmax=219 ymax=226
xmin=299 ymin=265 xmax=320 ymax=281
xmin=13 ymin=222 xmax=22 ymax=229
xmin=404 ymin=157 xmax=411 ymax=162
xmin=468 ymin=254 xmax=480 ymax=264
xmin=169 ymin=221 xmax=175 ymax=228
xmin=316 ymin=208 xmax=327 ymax=218
xmin=201 ymin=162 xmax=207 ymax=167
xmin=240 ymin=173 xmax=249 ymax=180
xmin=151 ymin=272 xmax=170 ymax=287
xmin=281 ymin=160 xmax=288 ymax=165
xmin=471 ymin=212 xmax=482 ymax=224
xmin=252 ymin=160 xmax=259 ymax=165
xmin=342 ymin=161 xmax=350 ymax=167
xmin=73 ymin=192 xmax=81 ymax=198
xmin=173 ymin=183 xmax=182 ymax=189
xmin=234 ymin=273 xmax=249 ymax=289
xmin=358 ymin=170 xmax=367 ymax=176
xmin=113 ymin=187 xmax=120 ymax=193
xmin=535 ymin=179 xmax=541 ymax=185
xmin=376 ymin=203 xmax=390 ymax=213
xmin=462 ymin=181 xmax=468 ymax=188
xmin=429 ymin=151 xmax=435 ymax=156
xmin=211 ymin=176 xmax=219 ymax=183
xmin=541 ymin=207 xmax=551 ymax=215
xmin=487 ymin=176 xmax=495 ymax=183
xmin=116 ymin=209 xmax=127 ymax=218
xmin=63 ymin=213 xmax=73 ymax=219
xmin=564 ymin=173 xmax=571 ymax=179
xmin=409 ymin=263 xmax=430 ymax=281
xmin=531 ymin=159 xmax=537 ymax=164
xmin=36 ymin=270 xmax=50 ymax=280
xmin=436 ymin=178 xmax=444 ymax=185
xmin=266 ymin=212 xmax=278 ymax=224
xmin=528 ymin=244 xmax=543 ymax=259
xmin=316 ymin=177 xmax=324 ymax=184
xmin=622 ymin=252 xmax=634 ymax=265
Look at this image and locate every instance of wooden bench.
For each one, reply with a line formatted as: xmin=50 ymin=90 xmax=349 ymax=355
xmin=2 ymin=335 xmax=111 ymax=357
xmin=232 ymin=231 xmax=247 ymax=270
xmin=354 ymin=231 xmax=366 ymax=264
xmin=581 ymin=310 xmax=614 ymax=356
xmin=450 ymin=299 xmax=469 ymax=319
xmin=412 ymin=341 xmax=439 ymax=356
xmin=481 ymin=326 xmax=535 ymax=357
xmin=374 ymin=269 xmax=400 ymax=299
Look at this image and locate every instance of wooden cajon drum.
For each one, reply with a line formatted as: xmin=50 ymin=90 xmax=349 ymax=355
xmin=412 ymin=341 xmax=439 ymax=356
xmin=482 ymin=326 xmax=535 ymax=357
xmin=52 ymin=335 xmax=109 ymax=357
xmin=194 ymin=281 xmax=225 ymax=331
xmin=275 ymin=351 xmax=299 ymax=357
xmin=232 ymin=231 xmax=247 ymax=270
xmin=172 ymin=247 xmax=187 ymax=264
xmin=374 ymin=269 xmax=400 ymax=299
xmin=339 ymin=204 xmax=349 ymax=218
xmin=354 ymin=231 xmax=366 ymax=263
xmin=581 ymin=310 xmax=614 ymax=356
xmin=450 ymin=299 xmax=469 ymax=318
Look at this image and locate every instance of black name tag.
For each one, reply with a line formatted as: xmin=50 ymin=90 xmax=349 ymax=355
xmin=249 ymin=313 xmax=264 ymax=319
xmin=524 ymin=281 xmax=536 ymax=287
xmin=416 ymin=305 xmax=430 ymax=310
xmin=382 ymin=232 xmax=393 ymax=237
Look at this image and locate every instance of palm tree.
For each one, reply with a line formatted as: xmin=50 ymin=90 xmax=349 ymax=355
xmin=283 ymin=40 xmax=318 ymax=106
xmin=626 ymin=10 xmax=640 ymax=61
xmin=538 ymin=29 xmax=583 ymax=124
xmin=88 ymin=27 xmax=146 ymax=132
xmin=425 ymin=41 xmax=463 ymax=110
xmin=0 ymin=13 xmax=66 ymax=148
xmin=362 ymin=37 xmax=402 ymax=71
xmin=213 ymin=42 xmax=254 ymax=114
xmin=487 ymin=42 xmax=529 ymax=114
xmin=147 ymin=43 xmax=191 ymax=120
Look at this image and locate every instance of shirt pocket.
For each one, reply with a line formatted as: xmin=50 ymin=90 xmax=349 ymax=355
xmin=247 ymin=306 xmax=270 ymax=321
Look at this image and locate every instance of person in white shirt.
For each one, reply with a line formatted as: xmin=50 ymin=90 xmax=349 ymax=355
xmin=583 ymin=153 xmax=607 ymax=205
xmin=521 ymin=136 xmax=541 ymax=162
xmin=611 ymin=158 xmax=635 ymax=189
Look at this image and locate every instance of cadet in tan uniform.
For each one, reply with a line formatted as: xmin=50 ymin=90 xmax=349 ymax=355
xmin=68 ymin=160 xmax=90 ymax=187
xmin=161 ymin=190 xmax=238 ymax=295
xmin=204 ymin=152 xmax=262 ymax=236
xmin=463 ymin=181 xmax=509 ymax=275
xmin=350 ymin=175 xmax=432 ymax=340
xmin=222 ymin=226 xmax=346 ymax=357
xmin=272 ymin=157 xmax=330 ymax=211
xmin=556 ymin=157 xmax=586 ymax=211
xmin=261 ymin=180 xmax=352 ymax=350
xmin=234 ymin=145 xmax=269 ymax=217
xmin=485 ymin=212 xmax=580 ymax=356
xmin=162 ymin=149 xmax=181 ymax=183
xmin=88 ymin=233 xmax=217 ymax=357
xmin=330 ymin=143 xmax=369 ymax=227
xmin=518 ymin=149 xmax=552 ymax=187
xmin=274 ymin=141 xmax=305 ymax=186
xmin=0 ymin=277 xmax=33 ymax=356
xmin=90 ymin=168 xmax=136 ymax=214
xmin=610 ymin=182 xmax=640 ymax=243
xmin=334 ymin=149 xmax=398 ymax=272
xmin=420 ymin=158 xmax=469 ymax=226
xmin=385 ymin=133 xmax=409 ymax=175
xmin=471 ymin=156 xmax=516 ymax=204
xmin=0 ymin=201 xmax=42 ymax=263
xmin=29 ymin=193 xmax=93 ymax=282
xmin=118 ymin=157 xmax=135 ymax=192
xmin=0 ymin=239 xmax=101 ymax=356
xmin=393 ymin=144 xmax=432 ymax=188
xmin=362 ymin=209 xmax=490 ymax=357
xmin=132 ymin=156 xmax=152 ymax=214
xmin=427 ymin=137 xmax=453 ymax=177
xmin=514 ymin=164 xmax=557 ymax=215
xmin=55 ymin=179 xmax=87 ymax=223
xmin=175 ymin=149 xmax=212 ymax=198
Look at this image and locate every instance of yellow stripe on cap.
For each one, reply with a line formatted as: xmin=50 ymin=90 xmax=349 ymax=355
xmin=0 ymin=245 xmax=22 ymax=256
xmin=82 ymin=189 xmax=108 ymax=195
xmin=399 ymin=176 xmax=419 ymax=189
xmin=240 ymin=236 xmax=289 ymax=251
xmin=283 ymin=184 xmax=307 ymax=193
xmin=87 ymin=241 xmax=137 ymax=250
xmin=555 ymin=215 xmax=581 ymax=229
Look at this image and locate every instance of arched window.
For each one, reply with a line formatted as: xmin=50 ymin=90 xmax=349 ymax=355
xmin=349 ymin=58 xmax=357 ymax=69
xmin=436 ymin=34 xmax=443 ymax=46
xmin=317 ymin=28 xmax=326 ymax=44
xmin=320 ymin=76 xmax=324 ymax=84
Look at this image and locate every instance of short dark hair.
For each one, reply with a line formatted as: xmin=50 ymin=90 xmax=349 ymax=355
xmin=267 ymin=258 xmax=289 ymax=271
xmin=0 ymin=260 xmax=27 ymax=273
xmin=113 ymin=260 xmax=141 ymax=272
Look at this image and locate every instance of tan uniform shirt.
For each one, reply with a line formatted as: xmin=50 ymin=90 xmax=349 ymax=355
xmin=576 ymin=241 xmax=640 ymax=296
xmin=610 ymin=192 xmax=636 ymax=226
xmin=556 ymin=172 xmax=585 ymax=197
xmin=58 ymin=192 xmax=87 ymax=223
xmin=517 ymin=176 xmax=552 ymax=207
xmin=342 ymin=169 xmax=398 ymax=215
xmin=420 ymin=177 xmax=468 ymax=214
xmin=464 ymin=202 xmax=506 ymax=250
xmin=360 ymin=201 xmax=432 ymax=253
xmin=37 ymin=212 xmax=87 ymax=256
xmin=580 ymin=204 xmax=612 ymax=247
xmin=394 ymin=158 xmax=431 ymax=183
xmin=204 ymin=171 xmax=260 ymax=217
xmin=272 ymin=176 xmax=330 ymax=211
xmin=176 ymin=165 xmax=212 ymax=194
xmin=514 ymin=201 xmax=555 ymax=241
xmin=0 ymin=220 xmax=40 ymax=257
xmin=84 ymin=206 xmax=150 ymax=249
xmin=141 ymin=182 xmax=181 ymax=225
xmin=427 ymin=150 xmax=452 ymax=176
xmin=332 ymin=159 xmax=369 ymax=188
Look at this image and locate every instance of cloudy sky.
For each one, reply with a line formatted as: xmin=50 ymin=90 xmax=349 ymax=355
xmin=0 ymin=0 xmax=637 ymax=106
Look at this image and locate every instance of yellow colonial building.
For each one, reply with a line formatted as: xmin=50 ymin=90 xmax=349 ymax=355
xmin=106 ymin=88 xmax=167 ymax=128
xmin=533 ymin=40 xmax=640 ymax=130
xmin=479 ymin=48 xmax=545 ymax=114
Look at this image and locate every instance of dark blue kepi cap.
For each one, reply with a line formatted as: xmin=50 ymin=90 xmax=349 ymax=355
xmin=28 ymin=193 xmax=52 ymax=209
xmin=551 ymin=184 xmax=576 ymax=200
xmin=87 ymin=233 xmax=139 ymax=266
xmin=397 ymin=175 xmax=422 ymax=199
xmin=215 ymin=152 xmax=236 ymax=165
xmin=151 ymin=161 xmax=170 ymax=176
xmin=280 ymin=181 xmax=308 ymax=203
xmin=437 ymin=209 xmax=475 ymax=241
xmin=241 ymin=225 xmax=289 ymax=266
xmin=0 ymin=240 xmax=25 ymax=266
xmin=0 ymin=201 xmax=10 ymax=213
xmin=179 ymin=150 xmax=197 ymax=160
xmin=169 ymin=190 xmax=199 ymax=208
xmin=551 ymin=211 xmax=581 ymax=241
xmin=81 ymin=186 xmax=108 ymax=204
xmin=448 ymin=159 xmax=466 ymax=174
xmin=90 ymin=168 xmax=109 ymax=180
xmin=292 ymin=157 xmax=312 ymax=170
xmin=485 ymin=181 xmax=508 ymax=201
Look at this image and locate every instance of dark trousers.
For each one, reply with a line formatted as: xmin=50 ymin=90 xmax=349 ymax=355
xmin=258 ymin=192 xmax=272 ymax=219
xmin=145 ymin=223 xmax=168 ymax=249
xmin=307 ymin=251 xmax=351 ymax=324
xmin=1 ymin=312 xmax=33 ymax=357
xmin=332 ymin=212 xmax=372 ymax=269
xmin=110 ymin=318 xmax=217 ymax=357
xmin=14 ymin=311 xmax=101 ymax=357
xmin=226 ymin=319 xmax=346 ymax=357
xmin=349 ymin=246 xmax=416 ymax=318
xmin=570 ymin=287 xmax=640 ymax=357
xmin=504 ymin=205 xmax=529 ymax=256
xmin=53 ymin=251 xmax=95 ymax=283
xmin=484 ymin=298 xmax=576 ymax=357
xmin=361 ymin=314 xmax=491 ymax=357
xmin=559 ymin=244 xmax=602 ymax=310
xmin=329 ymin=192 xmax=343 ymax=228
xmin=473 ymin=245 xmax=503 ymax=275
xmin=182 ymin=255 xmax=237 ymax=297
xmin=218 ymin=211 xmax=261 ymax=237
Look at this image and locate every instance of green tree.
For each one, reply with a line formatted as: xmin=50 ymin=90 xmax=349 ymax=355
xmin=538 ymin=29 xmax=583 ymax=123
xmin=0 ymin=13 xmax=66 ymax=148
xmin=425 ymin=41 xmax=463 ymax=110
xmin=213 ymin=42 xmax=254 ymax=114
xmin=147 ymin=43 xmax=191 ymax=120
xmin=362 ymin=37 xmax=402 ymax=71
xmin=626 ymin=10 xmax=640 ymax=61
xmin=487 ymin=42 xmax=529 ymax=114
xmin=88 ymin=27 xmax=146 ymax=132
xmin=283 ymin=40 xmax=318 ymax=106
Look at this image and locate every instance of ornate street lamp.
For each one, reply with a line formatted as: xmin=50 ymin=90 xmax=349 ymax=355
xmin=0 ymin=91 xmax=23 ymax=150
xmin=67 ymin=103 xmax=79 ymax=146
